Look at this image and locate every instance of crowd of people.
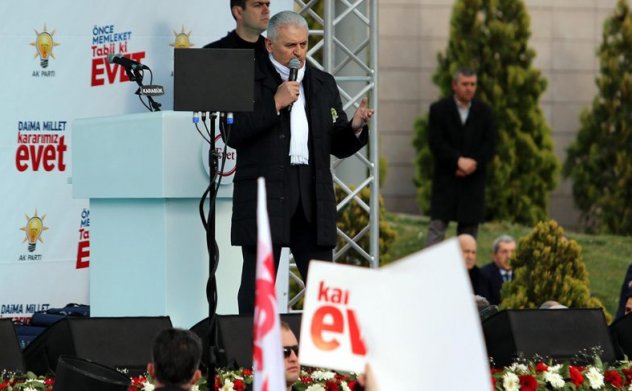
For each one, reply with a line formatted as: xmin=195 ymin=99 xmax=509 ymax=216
xmin=457 ymin=233 xmax=516 ymax=309
xmin=147 ymin=324 xmax=366 ymax=391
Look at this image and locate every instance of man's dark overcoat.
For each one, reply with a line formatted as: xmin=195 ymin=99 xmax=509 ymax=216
xmin=428 ymin=97 xmax=496 ymax=224
xmin=229 ymin=59 xmax=367 ymax=247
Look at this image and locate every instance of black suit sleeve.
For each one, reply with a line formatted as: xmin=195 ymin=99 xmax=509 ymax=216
xmin=428 ymin=101 xmax=461 ymax=171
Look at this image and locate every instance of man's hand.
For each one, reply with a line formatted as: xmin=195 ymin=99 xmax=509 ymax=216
xmin=351 ymin=97 xmax=375 ymax=131
xmin=456 ymin=157 xmax=477 ymax=176
xmin=274 ymin=81 xmax=300 ymax=112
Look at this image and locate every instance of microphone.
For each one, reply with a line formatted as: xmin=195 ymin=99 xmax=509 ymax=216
xmin=287 ymin=58 xmax=300 ymax=113
xmin=107 ymin=53 xmax=149 ymax=71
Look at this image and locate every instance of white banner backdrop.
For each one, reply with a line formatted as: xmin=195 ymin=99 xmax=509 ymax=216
xmin=0 ymin=0 xmax=291 ymax=322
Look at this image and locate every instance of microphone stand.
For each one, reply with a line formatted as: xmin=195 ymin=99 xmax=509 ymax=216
xmin=205 ymin=112 xmax=219 ymax=385
xmin=131 ymin=68 xmax=161 ymax=112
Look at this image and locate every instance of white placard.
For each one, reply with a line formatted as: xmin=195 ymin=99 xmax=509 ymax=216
xmin=300 ymin=239 xmax=491 ymax=390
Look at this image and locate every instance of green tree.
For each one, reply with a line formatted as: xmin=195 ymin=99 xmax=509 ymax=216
xmin=500 ymin=220 xmax=609 ymax=321
xmin=413 ymin=0 xmax=558 ymax=225
xmin=563 ymin=0 xmax=632 ymax=235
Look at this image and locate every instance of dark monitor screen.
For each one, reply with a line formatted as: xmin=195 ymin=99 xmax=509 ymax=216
xmin=173 ymin=48 xmax=254 ymax=112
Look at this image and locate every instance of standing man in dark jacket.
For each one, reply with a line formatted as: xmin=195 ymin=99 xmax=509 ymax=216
xmin=229 ymin=10 xmax=374 ymax=314
xmin=204 ymin=0 xmax=270 ymax=65
xmin=425 ymin=67 xmax=496 ymax=247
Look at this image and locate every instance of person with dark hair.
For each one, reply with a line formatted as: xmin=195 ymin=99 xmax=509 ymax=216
xmin=147 ymin=328 xmax=203 ymax=391
xmin=425 ymin=67 xmax=496 ymax=247
xmin=480 ymin=235 xmax=516 ymax=305
xmin=228 ymin=10 xmax=374 ymax=314
xmin=204 ymin=0 xmax=270 ymax=66
xmin=616 ymin=263 xmax=632 ymax=319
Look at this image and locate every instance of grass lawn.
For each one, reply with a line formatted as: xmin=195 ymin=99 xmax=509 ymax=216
xmin=383 ymin=212 xmax=632 ymax=318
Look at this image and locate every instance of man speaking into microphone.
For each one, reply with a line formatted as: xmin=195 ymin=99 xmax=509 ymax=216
xmin=228 ymin=10 xmax=374 ymax=314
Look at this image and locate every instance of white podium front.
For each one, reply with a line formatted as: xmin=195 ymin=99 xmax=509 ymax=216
xmin=72 ymin=111 xmax=241 ymax=327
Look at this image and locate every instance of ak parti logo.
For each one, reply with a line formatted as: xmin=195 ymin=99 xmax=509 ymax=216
xmin=20 ymin=210 xmax=49 ymax=254
xmin=30 ymin=24 xmax=60 ymax=76
xmin=170 ymin=25 xmax=194 ymax=48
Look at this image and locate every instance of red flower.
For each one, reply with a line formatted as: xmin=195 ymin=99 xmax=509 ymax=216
xmin=325 ymin=380 xmax=340 ymax=391
xmin=535 ymin=362 xmax=548 ymax=373
xmin=242 ymin=368 xmax=253 ymax=377
xmin=214 ymin=375 xmax=222 ymax=390
xmin=605 ymin=369 xmax=623 ymax=389
xmin=492 ymin=376 xmax=496 ymax=388
xmin=230 ymin=378 xmax=244 ymax=391
xmin=569 ymin=366 xmax=584 ymax=386
xmin=0 ymin=383 xmax=7 ymax=390
xmin=519 ymin=374 xmax=537 ymax=391
xmin=623 ymin=367 xmax=632 ymax=385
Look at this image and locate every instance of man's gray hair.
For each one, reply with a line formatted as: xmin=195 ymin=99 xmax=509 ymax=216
xmin=492 ymin=235 xmax=515 ymax=254
xmin=452 ymin=66 xmax=477 ymax=82
xmin=267 ymin=11 xmax=308 ymax=41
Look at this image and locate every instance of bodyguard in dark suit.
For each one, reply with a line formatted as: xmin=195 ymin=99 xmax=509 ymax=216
xmin=425 ymin=67 xmax=496 ymax=246
xmin=229 ymin=11 xmax=374 ymax=314
xmin=204 ymin=0 xmax=270 ymax=66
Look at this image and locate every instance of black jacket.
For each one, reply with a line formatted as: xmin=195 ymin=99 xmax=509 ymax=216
xmin=428 ymin=97 xmax=496 ymax=223
xmin=480 ymin=262 xmax=506 ymax=305
xmin=229 ymin=58 xmax=367 ymax=247
xmin=204 ymin=30 xmax=268 ymax=69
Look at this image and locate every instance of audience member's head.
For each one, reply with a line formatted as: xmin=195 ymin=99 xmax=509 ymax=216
xmin=281 ymin=322 xmax=300 ymax=390
xmin=492 ymin=235 xmax=516 ymax=271
xmin=458 ymin=234 xmax=477 ymax=270
xmin=625 ymin=295 xmax=632 ymax=317
xmin=148 ymin=328 xmax=202 ymax=390
xmin=475 ymin=295 xmax=498 ymax=321
xmin=539 ymin=300 xmax=568 ymax=310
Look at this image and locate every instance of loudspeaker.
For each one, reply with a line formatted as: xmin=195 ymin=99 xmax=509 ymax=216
xmin=53 ymin=355 xmax=131 ymax=391
xmin=190 ymin=313 xmax=302 ymax=369
xmin=483 ymin=309 xmax=615 ymax=367
xmin=24 ymin=316 xmax=172 ymax=376
xmin=610 ymin=313 xmax=632 ymax=360
xmin=0 ymin=318 xmax=25 ymax=372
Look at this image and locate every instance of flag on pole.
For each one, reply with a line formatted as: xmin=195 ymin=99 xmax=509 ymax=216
xmin=253 ymin=177 xmax=285 ymax=391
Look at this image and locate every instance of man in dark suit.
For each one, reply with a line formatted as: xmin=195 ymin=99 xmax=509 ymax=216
xmin=204 ymin=0 xmax=270 ymax=63
xmin=425 ymin=67 xmax=496 ymax=246
xmin=229 ymin=10 xmax=374 ymax=314
xmin=480 ymin=235 xmax=516 ymax=305
xmin=458 ymin=234 xmax=491 ymax=300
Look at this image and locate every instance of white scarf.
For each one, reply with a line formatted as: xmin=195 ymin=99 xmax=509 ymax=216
xmin=270 ymin=54 xmax=309 ymax=165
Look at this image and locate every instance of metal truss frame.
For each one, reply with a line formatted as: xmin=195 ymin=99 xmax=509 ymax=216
xmin=287 ymin=0 xmax=379 ymax=311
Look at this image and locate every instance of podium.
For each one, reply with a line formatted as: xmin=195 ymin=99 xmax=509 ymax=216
xmin=71 ymin=111 xmax=241 ymax=327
